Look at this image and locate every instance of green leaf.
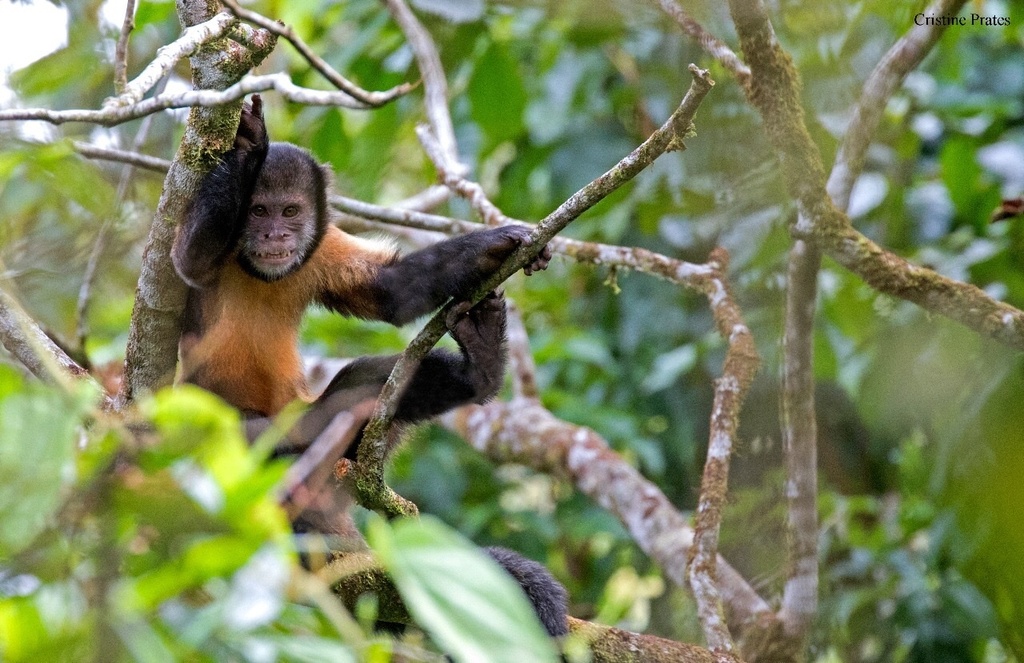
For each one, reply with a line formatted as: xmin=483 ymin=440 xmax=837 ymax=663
xmin=368 ymin=516 xmax=559 ymax=663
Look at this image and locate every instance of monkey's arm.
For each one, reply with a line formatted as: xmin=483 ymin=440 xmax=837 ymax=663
xmin=369 ymin=226 xmax=550 ymax=325
xmin=172 ymin=96 xmax=269 ymax=288
xmin=327 ymin=291 xmax=508 ymax=424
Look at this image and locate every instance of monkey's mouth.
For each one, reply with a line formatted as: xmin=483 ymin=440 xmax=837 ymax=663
xmin=255 ymin=249 xmax=296 ymax=265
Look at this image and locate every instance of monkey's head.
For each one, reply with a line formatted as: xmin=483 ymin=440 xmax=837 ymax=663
xmin=238 ymin=143 xmax=332 ymax=282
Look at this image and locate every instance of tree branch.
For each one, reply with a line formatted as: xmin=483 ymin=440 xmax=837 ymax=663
xmin=221 ymin=0 xmax=414 ymax=107
xmin=1 ymin=73 xmax=394 ymax=126
xmin=0 ymin=284 xmax=111 ymax=407
xmin=686 ymin=249 xmax=759 ymax=655
xmin=724 ymin=0 xmax=1024 ymax=353
xmin=827 ymin=0 xmax=969 ymax=211
xmin=652 ymin=0 xmax=752 ymax=89
xmin=105 ymin=12 xmax=239 ymax=109
xmin=113 ymin=0 xmax=137 ymax=94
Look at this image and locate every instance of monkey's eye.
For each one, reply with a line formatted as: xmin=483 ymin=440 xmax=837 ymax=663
xmin=251 ymin=205 xmax=268 ymax=217
xmin=282 ymin=205 xmax=300 ymax=218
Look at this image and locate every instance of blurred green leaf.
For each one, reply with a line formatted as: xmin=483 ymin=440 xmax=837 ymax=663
xmin=368 ymin=516 xmax=559 ymax=663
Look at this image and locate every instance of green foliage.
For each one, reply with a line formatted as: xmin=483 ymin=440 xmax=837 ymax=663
xmin=3 ymin=0 xmax=1024 ymax=659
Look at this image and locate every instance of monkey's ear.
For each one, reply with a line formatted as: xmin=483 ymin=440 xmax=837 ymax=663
xmin=319 ymin=163 xmax=337 ymax=193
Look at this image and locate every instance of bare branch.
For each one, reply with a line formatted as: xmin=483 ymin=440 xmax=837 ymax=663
xmin=652 ymin=0 xmax=752 ymax=88
xmin=0 ymin=73 xmax=385 ymax=127
xmin=351 ymin=66 xmax=715 ymax=517
xmin=382 ymin=0 xmax=461 ymax=169
xmin=113 ymin=0 xmax=137 ymax=94
xmin=332 ymin=194 xmax=716 ymax=284
xmin=106 ymin=12 xmax=238 ymax=109
xmin=686 ymin=249 xmax=759 ymax=655
xmin=77 ymin=81 xmax=168 ymax=350
xmin=73 ymin=142 xmax=173 ymax=173
xmin=221 ymin=0 xmax=414 ymax=107
xmin=417 ymin=124 xmax=510 ymax=225
xmin=0 ymin=284 xmax=111 ymax=407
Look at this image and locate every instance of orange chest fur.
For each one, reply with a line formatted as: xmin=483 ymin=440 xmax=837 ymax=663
xmin=180 ymin=263 xmax=314 ymax=416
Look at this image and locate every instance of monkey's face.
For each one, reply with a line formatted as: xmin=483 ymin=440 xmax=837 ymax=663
xmin=237 ymin=143 xmax=327 ymax=282
xmin=238 ymin=191 xmax=319 ymax=281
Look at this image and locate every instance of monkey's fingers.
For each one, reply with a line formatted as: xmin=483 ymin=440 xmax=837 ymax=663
xmin=445 ymin=290 xmax=504 ymax=333
xmin=236 ymin=95 xmax=269 ymax=152
xmin=523 ymin=244 xmax=552 ymax=276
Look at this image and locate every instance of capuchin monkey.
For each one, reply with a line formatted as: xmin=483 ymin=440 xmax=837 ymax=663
xmin=171 ymin=95 xmax=567 ymax=637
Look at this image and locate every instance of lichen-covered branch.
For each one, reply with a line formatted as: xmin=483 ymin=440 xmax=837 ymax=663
xmin=221 ymin=0 xmax=413 ymax=107
xmin=685 ymin=249 xmax=759 ymax=655
xmin=351 ymin=66 xmax=715 ymax=517
xmin=106 ymin=12 xmax=239 ymax=109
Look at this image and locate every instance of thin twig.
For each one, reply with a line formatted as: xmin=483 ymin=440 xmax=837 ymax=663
xmin=417 ymin=125 xmax=509 ymax=226
xmin=77 ymin=77 xmax=169 ymax=350
xmin=221 ymin=0 xmax=414 ymax=107
xmin=652 ymin=0 xmax=752 ymax=88
xmin=73 ymin=142 xmax=173 ymax=173
xmin=113 ymin=0 xmax=137 ymax=94
xmin=105 ymin=12 xmax=238 ymax=108
xmin=383 ymin=0 xmax=461 ymax=169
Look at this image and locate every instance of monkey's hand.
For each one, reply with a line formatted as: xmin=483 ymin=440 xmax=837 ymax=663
xmin=477 ymin=226 xmax=552 ymax=277
xmin=235 ymin=94 xmax=268 ymax=154
xmin=446 ymin=291 xmax=507 ymax=403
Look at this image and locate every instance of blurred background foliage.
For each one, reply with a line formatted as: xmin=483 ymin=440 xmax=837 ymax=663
xmin=1 ymin=0 xmax=1023 ymax=660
